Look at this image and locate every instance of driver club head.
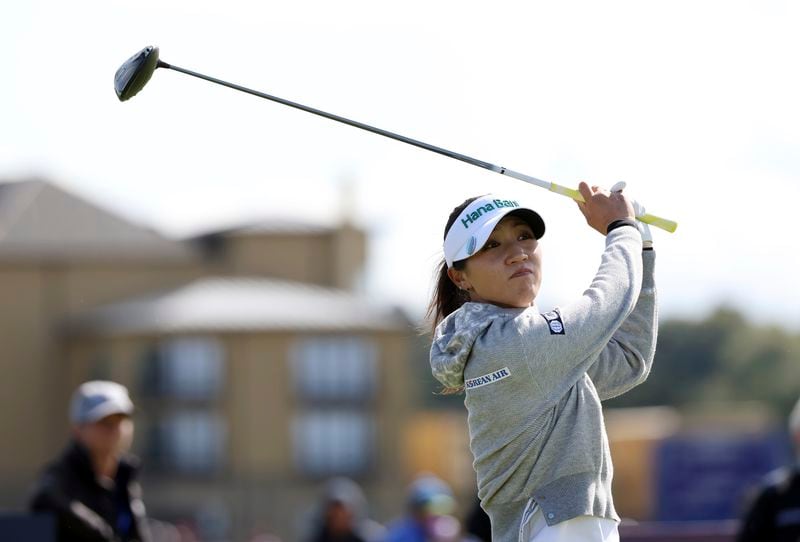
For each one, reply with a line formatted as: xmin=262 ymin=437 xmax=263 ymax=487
xmin=114 ymin=46 xmax=161 ymax=101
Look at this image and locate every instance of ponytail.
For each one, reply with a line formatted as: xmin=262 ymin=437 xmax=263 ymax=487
xmin=425 ymin=196 xmax=481 ymax=335
xmin=425 ymin=258 xmax=469 ymax=335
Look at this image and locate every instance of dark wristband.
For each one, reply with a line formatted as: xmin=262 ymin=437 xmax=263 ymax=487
xmin=606 ymin=218 xmax=637 ymax=234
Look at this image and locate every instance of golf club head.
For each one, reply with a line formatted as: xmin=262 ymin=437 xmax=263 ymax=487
xmin=114 ymin=46 xmax=161 ymax=101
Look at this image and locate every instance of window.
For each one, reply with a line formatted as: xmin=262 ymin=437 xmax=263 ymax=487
xmin=290 ymin=336 xmax=377 ymax=402
xmin=153 ymin=411 xmax=227 ymax=473
xmin=138 ymin=337 xmax=227 ymax=474
xmin=292 ymin=411 xmax=374 ymax=476
xmin=141 ymin=337 xmax=225 ymax=399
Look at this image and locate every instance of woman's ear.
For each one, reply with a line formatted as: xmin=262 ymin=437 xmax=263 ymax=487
xmin=447 ymin=267 xmax=471 ymax=291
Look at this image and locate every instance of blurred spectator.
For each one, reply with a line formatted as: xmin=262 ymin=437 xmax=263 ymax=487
xmin=736 ymin=396 xmax=800 ymax=542
xmin=384 ymin=474 xmax=472 ymax=542
xmin=462 ymin=497 xmax=490 ymax=542
xmin=308 ymin=477 xmax=385 ymax=542
xmin=248 ymin=522 xmax=283 ymax=542
xmin=28 ymin=381 xmax=152 ymax=541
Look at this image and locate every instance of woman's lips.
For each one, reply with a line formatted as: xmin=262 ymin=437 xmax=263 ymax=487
xmin=510 ymin=268 xmax=533 ymax=279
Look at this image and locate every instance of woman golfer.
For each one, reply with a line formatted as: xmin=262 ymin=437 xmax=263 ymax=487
xmin=428 ymin=182 xmax=657 ymax=542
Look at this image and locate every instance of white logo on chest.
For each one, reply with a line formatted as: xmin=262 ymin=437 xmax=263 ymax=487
xmin=465 ymin=367 xmax=512 ymax=390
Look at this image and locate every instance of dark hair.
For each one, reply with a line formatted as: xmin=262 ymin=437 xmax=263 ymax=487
xmin=425 ymin=196 xmax=481 ymax=335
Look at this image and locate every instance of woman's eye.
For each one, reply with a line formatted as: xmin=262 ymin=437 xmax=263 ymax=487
xmin=519 ymin=232 xmax=534 ymax=240
xmin=483 ymin=240 xmax=499 ymax=250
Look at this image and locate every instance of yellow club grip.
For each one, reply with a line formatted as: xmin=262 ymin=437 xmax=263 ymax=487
xmin=549 ymin=182 xmax=678 ymax=233
xmin=637 ymin=213 xmax=678 ymax=233
xmin=549 ymin=183 xmax=584 ymax=201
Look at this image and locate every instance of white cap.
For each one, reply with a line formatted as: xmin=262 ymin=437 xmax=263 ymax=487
xmin=69 ymin=380 xmax=134 ymax=425
xmin=443 ymin=194 xmax=545 ymax=268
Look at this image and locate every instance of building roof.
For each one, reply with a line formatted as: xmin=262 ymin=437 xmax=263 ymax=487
xmin=67 ymin=277 xmax=412 ymax=336
xmin=187 ymin=219 xmax=339 ymax=245
xmin=0 ymin=179 xmax=195 ymax=262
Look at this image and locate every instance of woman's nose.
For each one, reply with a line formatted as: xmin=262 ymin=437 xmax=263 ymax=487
xmin=506 ymin=248 xmax=529 ymax=265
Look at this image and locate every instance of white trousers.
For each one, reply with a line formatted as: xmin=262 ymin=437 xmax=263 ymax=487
xmin=519 ymin=499 xmax=619 ymax=542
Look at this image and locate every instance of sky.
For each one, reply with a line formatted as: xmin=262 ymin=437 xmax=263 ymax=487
xmin=2 ymin=0 xmax=799 ymax=328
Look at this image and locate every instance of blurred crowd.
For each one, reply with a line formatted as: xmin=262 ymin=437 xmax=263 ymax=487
xmin=13 ymin=380 xmax=800 ymax=541
xmin=19 ymin=380 xmax=492 ymax=542
xmin=142 ymin=473 xmax=489 ymax=542
xmin=301 ymin=475 xmax=488 ymax=542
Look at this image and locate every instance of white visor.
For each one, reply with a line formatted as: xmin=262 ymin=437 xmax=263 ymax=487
xmin=443 ymin=194 xmax=545 ymax=268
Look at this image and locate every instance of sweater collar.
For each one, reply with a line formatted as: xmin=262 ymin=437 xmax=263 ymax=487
xmin=430 ymin=302 xmax=534 ymax=389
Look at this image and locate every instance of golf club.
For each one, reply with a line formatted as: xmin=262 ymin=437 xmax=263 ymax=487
xmin=115 ymin=46 xmax=677 ymax=233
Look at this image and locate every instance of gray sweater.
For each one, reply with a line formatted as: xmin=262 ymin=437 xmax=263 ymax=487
xmin=430 ymin=226 xmax=657 ymax=541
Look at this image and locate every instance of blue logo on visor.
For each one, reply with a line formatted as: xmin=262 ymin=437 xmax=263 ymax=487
xmin=467 ymin=236 xmax=477 ymax=255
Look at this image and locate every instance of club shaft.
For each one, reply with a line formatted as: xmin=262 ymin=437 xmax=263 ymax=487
xmin=160 ymin=62 xmax=513 ymax=174
xmin=157 ymin=61 xmax=677 ymax=233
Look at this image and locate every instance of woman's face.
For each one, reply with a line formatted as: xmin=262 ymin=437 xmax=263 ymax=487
xmin=448 ymin=215 xmax=543 ymax=308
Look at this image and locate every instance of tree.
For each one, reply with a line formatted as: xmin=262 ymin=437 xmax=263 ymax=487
xmin=605 ymin=307 xmax=800 ymax=418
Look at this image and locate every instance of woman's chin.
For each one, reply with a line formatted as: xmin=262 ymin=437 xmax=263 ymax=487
xmin=491 ymin=296 xmax=536 ymax=309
